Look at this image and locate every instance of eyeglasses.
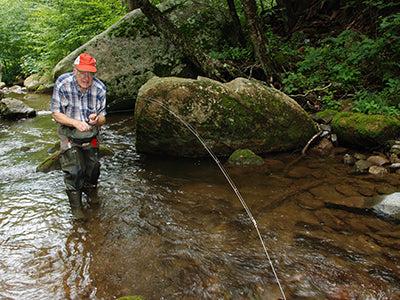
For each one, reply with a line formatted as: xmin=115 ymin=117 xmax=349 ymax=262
xmin=75 ymin=68 xmax=95 ymax=78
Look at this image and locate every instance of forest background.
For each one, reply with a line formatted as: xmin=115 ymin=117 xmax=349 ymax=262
xmin=1 ymin=0 xmax=400 ymax=116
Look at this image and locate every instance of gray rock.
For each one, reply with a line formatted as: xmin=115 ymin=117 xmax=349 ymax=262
xmin=365 ymin=192 xmax=400 ymax=220
xmin=343 ymin=153 xmax=356 ymax=166
xmin=354 ymin=159 xmax=373 ymax=173
xmin=0 ymin=98 xmax=36 ymax=120
xmin=354 ymin=153 xmax=367 ymax=160
xmin=367 ymin=155 xmax=389 ymax=166
xmin=369 ymin=165 xmax=388 ymax=176
xmin=389 ymin=153 xmax=400 ymax=164
xmin=24 ymin=74 xmax=41 ymax=91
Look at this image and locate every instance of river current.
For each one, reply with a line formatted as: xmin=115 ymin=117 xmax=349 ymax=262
xmin=1 ymin=92 xmax=400 ymax=299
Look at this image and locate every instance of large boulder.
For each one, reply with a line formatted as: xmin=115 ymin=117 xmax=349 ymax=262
xmin=135 ymin=76 xmax=318 ymax=157
xmin=53 ymin=0 xmax=231 ymax=112
xmin=0 ymin=98 xmax=36 ymax=120
xmin=24 ymin=73 xmax=54 ymax=94
xmin=331 ymin=112 xmax=400 ymax=149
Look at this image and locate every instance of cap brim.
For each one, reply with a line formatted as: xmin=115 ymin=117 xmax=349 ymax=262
xmin=76 ymin=65 xmax=97 ymax=72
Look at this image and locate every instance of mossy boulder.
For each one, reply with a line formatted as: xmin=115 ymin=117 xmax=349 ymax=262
xmin=331 ymin=112 xmax=400 ymax=149
xmin=313 ymin=109 xmax=338 ymax=124
xmin=226 ymin=149 xmax=264 ymax=166
xmin=135 ymin=76 xmax=318 ymax=157
xmin=36 ymin=145 xmax=114 ymax=173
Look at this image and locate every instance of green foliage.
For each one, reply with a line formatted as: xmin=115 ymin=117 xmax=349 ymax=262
xmin=352 ymin=90 xmax=399 ymax=116
xmin=0 ymin=0 xmax=34 ymax=84
xmin=282 ymin=9 xmax=400 ymax=116
xmin=0 ymin=0 xmax=124 ymax=84
xmin=352 ymin=78 xmax=400 ymax=116
xmin=209 ymin=44 xmax=253 ymax=61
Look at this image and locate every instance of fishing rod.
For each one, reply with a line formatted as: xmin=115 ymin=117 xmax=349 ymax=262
xmin=138 ymin=95 xmax=287 ymax=300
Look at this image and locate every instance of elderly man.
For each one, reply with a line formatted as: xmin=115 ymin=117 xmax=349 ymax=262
xmin=51 ymin=53 xmax=107 ymax=221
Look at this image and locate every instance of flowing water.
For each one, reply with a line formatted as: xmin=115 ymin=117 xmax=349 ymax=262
xmin=1 ymin=92 xmax=400 ymax=300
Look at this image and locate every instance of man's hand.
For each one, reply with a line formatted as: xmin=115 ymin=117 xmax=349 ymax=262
xmin=88 ymin=113 xmax=99 ymax=126
xmin=52 ymin=112 xmax=91 ymax=132
xmin=89 ymin=114 xmax=106 ymax=126
xmin=75 ymin=120 xmax=91 ymax=132
xmin=51 ymin=112 xmax=105 ymax=131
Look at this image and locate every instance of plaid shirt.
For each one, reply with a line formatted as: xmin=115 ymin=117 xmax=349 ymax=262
xmin=51 ymin=72 xmax=106 ymax=122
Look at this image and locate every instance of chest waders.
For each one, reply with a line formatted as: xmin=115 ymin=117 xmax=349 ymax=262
xmin=58 ymin=124 xmax=101 ymax=221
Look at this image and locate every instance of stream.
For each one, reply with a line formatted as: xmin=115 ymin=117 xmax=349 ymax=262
xmin=1 ymin=92 xmax=400 ymax=300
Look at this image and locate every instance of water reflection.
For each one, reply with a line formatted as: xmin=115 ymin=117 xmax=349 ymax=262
xmin=1 ymin=94 xmax=400 ymax=299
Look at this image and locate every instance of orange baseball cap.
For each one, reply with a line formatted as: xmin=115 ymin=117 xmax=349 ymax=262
xmin=74 ymin=53 xmax=97 ymax=72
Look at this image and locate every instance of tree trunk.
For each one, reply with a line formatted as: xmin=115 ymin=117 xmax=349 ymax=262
xmin=124 ymin=0 xmax=139 ymax=11
xmin=136 ymin=0 xmax=237 ymax=82
xmin=240 ymin=0 xmax=278 ymax=81
xmin=226 ymin=0 xmax=246 ymax=46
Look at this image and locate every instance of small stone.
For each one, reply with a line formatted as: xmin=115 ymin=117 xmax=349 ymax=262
xmin=355 ymin=159 xmax=373 ymax=173
xmin=358 ymin=185 xmax=375 ymax=197
xmin=20 ymin=146 xmax=31 ymax=152
xmin=309 ymin=138 xmax=333 ymax=156
xmin=367 ymin=155 xmax=389 ymax=166
xmin=336 ymin=183 xmax=360 ymax=196
xmin=376 ymin=184 xmax=397 ymax=195
xmin=343 ymin=153 xmax=356 ymax=166
xmin=389 ymin=153 xmax=400 ymax=164
xmin=388 ymin=163 xmax=400 ymax=170
xmin=320 ymin=124 xmax=331 ymax=131
xmin=369 ymin=165 xmax=388 ymax=176
xmin=354 ymin=153 xmax=367 ymax=160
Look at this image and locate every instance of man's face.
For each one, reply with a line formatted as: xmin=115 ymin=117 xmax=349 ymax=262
xmin=74 ymin=67 xmax=95 ymax=91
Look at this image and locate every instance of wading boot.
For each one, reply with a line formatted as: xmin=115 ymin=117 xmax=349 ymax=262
xmin=66 ymin=190 xmax=87 ymax=222
xmin=83 ymin=184 xmax=100 ymax=205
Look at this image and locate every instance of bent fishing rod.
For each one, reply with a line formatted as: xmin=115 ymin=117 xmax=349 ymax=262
xmin=138 ymin=95 xmax=287 ymax=300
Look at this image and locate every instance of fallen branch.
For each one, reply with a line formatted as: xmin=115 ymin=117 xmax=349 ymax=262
xmin=302 ymin=123 xmax=323 ymax=155
xmin=284 ymin=123 xmax=323 ymax=173
xmin=290 ymin=83 xmax=332 ymax=98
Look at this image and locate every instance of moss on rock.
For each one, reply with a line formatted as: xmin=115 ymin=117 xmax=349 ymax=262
xmin=226 ymin=149 xmax=264 ymax=166
xmin=331 ymin=112 xmax=400 ymax=149
xmin=135 ymin=76 xmax=317 ymax=157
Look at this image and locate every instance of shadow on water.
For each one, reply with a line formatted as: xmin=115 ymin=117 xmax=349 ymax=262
xmin=1 ymin=93 xmax=400 ymax=299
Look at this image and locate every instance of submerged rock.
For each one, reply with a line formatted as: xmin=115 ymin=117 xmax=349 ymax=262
xmin=226 ymin=149 xmax=264 ymax=166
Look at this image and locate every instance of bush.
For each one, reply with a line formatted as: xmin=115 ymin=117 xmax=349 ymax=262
xmin=281 ymin=11 xmax=400 ymax=115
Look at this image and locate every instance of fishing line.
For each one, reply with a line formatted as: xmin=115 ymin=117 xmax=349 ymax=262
xmin=138 ymin=95 xmax=286 ymax=300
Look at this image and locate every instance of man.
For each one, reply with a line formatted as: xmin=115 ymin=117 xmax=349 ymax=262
xmin=51 ymin=53 xmax=107 ymax=221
